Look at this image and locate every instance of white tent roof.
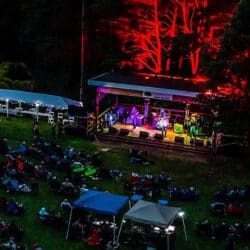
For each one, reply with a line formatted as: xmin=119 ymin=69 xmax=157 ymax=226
xmin=124 ymin=200 xmax=181 ymax=227
xmin=0 ymin=89 xmax=81 ymax=109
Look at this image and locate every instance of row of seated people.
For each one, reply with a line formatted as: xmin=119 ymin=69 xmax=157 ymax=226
xmin=1 ymin=174 xmax=32 ymax=193
xmin=169 ymin=186 xmax=199 ymax=201
xmin=0 ymin=219 xmax=24 ymax=245
xmin=0 ymin=197 xmax=24 ymax=215
xmin=48 ymin=175 xmax=79 ymax=195
xmin=38 ymin=207 xmax=68 ymax=229
xmin=124 ymin=172 xmax=164 ymax=199
xmin=215 ymin=186 xmax=250 ymax=202
xmin=210 ymin=201 xmax=246 ymax=217
xmin=2 ymin=137 xmax=103 ymax=172
xmin=68 ymin=217 xmax=115 ymax=247
xmin=129 ymin=172 xmax=171 ymax=188
xmin=127 ymin=225 xmax=176 ymax=250
xmin=197 ymin=219 xmax=250 ymax=241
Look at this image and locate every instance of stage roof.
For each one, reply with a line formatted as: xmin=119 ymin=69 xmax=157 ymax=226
xmin=88 ymin=71 xmax=206 ymax=99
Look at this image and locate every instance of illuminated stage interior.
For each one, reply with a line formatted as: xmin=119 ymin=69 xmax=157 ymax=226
xmin=98 ymin=121 xmax=209 ymax=148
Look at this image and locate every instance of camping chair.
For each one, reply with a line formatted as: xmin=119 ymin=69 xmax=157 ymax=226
xmin=84 ymin=165 xmax=96 ymax=177
xmin=87 ymin=228 xmax=102 ymax=247
xmin=72 ymin=162 xmax=85 ymax=173
xmin=5 ymin=154 xmax=15 ymax=167
xmin=68 ymin=116 xmax=75 ymax=124
xmin=48 ymin=115 xmax=54 ymax=124
xmin=57 ymin=112 xmax=64 ymax=122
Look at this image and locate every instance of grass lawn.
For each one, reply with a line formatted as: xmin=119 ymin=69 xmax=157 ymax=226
xmin=0 ymin=115 xmax=249 ymax=250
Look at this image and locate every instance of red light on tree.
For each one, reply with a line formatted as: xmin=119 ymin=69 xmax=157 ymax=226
xmin=114 ymin=0 xmax=237 ymax=77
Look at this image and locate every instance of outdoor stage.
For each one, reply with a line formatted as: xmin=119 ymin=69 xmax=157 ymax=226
xmin=89 ymin=71 xmax=213 ymax=154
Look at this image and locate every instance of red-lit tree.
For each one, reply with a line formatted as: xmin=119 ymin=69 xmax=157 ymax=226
xmin=208 ymin=0 xmax=250 ymax=97
xmin=115 ymin=0 xmax=237 ymax=76
xmin=116 ymin=0 xmax=166 ymax=73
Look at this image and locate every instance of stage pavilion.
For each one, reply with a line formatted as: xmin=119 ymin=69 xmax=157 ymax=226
xmin=88 ymin=71 xmax=214 ymax=154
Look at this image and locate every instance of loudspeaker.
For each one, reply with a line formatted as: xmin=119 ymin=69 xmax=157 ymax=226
xmin=154 ymin=133 xmax=164 ymax=140
xmin=139 ymin=131 xmax=149 ymax=139
xmin=175 ymin=136 xmax=184 ymax=144
xmin=195 ymin=139 xmax=204 ymax=146
xmin=119 ymin=129 xmax=130 ymax=136
xmin=109 ymin=127 xmax=118 ymax=135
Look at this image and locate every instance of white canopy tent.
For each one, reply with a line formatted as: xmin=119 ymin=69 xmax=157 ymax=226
xmin=117 ymin=200 xmax=187 ymax=250
xmin=0 ymin=89 xmax=81 ymax=109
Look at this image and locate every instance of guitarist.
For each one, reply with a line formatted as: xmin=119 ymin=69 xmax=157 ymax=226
xmin=130 ymin=106 xmax=139 ymax=129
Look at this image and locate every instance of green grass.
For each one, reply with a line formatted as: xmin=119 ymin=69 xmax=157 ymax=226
xmin=0 ymin=115 xmax=249 ymax=250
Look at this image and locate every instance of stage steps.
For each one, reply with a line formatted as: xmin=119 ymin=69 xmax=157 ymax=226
xmin=96 ymin=133 xmax=210 ymax=155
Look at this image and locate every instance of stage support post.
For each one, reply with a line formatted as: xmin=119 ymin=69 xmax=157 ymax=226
xmin=66 ymin=207 xmax=73 ymax=240
xmin=185 ymin=103 xmax=190 ymax=120
xmin=116 ymin=219 xmax=125 ymax=244
xmin=35 ymin=102 xmax=39 ymax=123
xmin=6 ymin=99 xmax=9 ymax=119
xmin=115 ymin=95 xmax=119 ymax=107
xmin=144 ymin=98 xmax=150 ymax=124
xmin=179 ymin=212 xmax=187 ymax=241
xmin=113 ymin=216 xmax=116 ymax=245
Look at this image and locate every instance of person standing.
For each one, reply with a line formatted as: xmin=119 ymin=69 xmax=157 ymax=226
xmin=52 ymin=123 xmax=57 ymax=142
xmin=159 ymin=118 xmax=168 ymax=137
xmin=130 ymin=106 xmax=138 ymax=129
xmin=33 ymin=122 xmax=40 ymax=139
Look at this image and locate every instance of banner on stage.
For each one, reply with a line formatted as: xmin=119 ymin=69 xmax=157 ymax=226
xmin=143 ymin=92 xmax=173 ymax=101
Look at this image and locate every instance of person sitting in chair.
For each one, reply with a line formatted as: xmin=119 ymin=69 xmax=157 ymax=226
xmin=6 ymin=199 xmax=24 ymax=215
xmin=39 ymin=207 xmax=49 ymax=221
xmin=59 ymin=178 xmax=76 ymax=194
xmin=60 ymin=199 xmax=72 ymax=211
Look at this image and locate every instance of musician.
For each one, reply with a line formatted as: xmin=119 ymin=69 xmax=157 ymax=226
xmin=104 ymin=112 xmax=110 ymax=128
xmin=130 ymin=106 xmax=139 ymax=129
xmin=158 ymin=117 xmax=168 ymax=137
xmin=159 ymin=107 xmax=165 ymax=117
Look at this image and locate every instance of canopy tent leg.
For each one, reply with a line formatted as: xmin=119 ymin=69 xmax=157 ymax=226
xmin=182 ymin=217 xmax=188 ymax=241
xmin=66 ymin=207 xmax=74 ymax=240
xmin=166 ymin=233 xmax=170 ymax=250
xmin=116 ymin=218 xmax=125 ymax=244
xmin=113 ymin=216 xmax=116 ymax=245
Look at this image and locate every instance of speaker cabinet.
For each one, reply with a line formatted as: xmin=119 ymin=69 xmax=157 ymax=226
xmin=139 ymin=131 xmax=149 ymax=139
xmin=195 ymin=139 xmax=204 ymax=147
xmin=109 ymin=127 xmax=118 ymax=135
xmin=154 ymin=133 xmax=164 ymax=140
xmin=119 ymin=129 xmax=130 ymax=136
xmin=175 ymin=136 xmax=184 ymax=144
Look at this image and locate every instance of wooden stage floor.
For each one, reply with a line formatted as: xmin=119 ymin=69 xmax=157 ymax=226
xmin=99 ymin=122 xmax=209 ymax=147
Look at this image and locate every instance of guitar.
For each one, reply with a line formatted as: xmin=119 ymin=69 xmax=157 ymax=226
xmin=130 ymin=112 xmax=139 ymax=120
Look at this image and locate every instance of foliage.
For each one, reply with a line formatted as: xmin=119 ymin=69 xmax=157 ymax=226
xmin=112 ymin=0 xmax=237 ymax=76
xmin=0 ymin=62 xmax=35 ymax=91
xmin=208 ymin=0 xmax=250 ymax=97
